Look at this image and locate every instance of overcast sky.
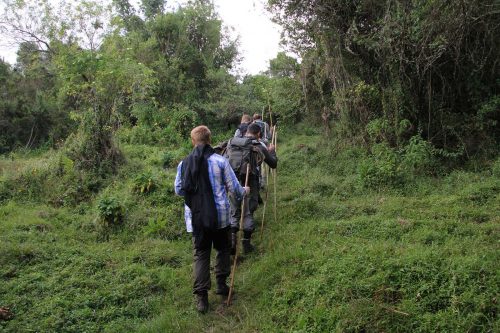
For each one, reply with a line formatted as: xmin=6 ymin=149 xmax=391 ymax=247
xmin=0 ymin=0 xmax=283 ymax=75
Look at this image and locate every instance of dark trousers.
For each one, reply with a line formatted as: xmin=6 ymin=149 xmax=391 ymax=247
xmin=230 ymin=176 xmax=260 ymax=232
xmin=192 ymin=227 xmax=231 ymax=295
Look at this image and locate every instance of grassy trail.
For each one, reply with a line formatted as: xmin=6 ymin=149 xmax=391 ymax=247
xmin=1 ymin=129 xmax=499 ymax=332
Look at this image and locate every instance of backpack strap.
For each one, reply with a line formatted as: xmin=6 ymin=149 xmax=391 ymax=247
xmin=250 ymin=140 xmax=265 ymax=167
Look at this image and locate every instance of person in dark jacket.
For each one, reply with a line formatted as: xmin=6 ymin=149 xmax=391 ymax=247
xmin=253 ymin=113 xmax=272 ymax=144
xmin=230 ymin=123 xmax=277 ymax=254
xmin=175 ymin=125 xmax=249 ymax=313
xmin=234 ymin=114 xmax=252 ymax=137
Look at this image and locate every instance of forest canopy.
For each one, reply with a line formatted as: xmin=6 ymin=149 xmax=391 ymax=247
xmin=268 ymin=0 xmax=499 ymax=158
xmin=0 ymin=0 xmax=498 ymax=164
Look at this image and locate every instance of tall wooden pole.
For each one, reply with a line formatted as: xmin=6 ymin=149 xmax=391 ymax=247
xmin=226 ymin=164 xmax=251 ymax=306
xmin=260 ymin=176 xmax=269 ymax=240
xmin=268 ymin=101 xmax=273 ymax=130
xmin=273 ymin=127 xmax=277 ymax=225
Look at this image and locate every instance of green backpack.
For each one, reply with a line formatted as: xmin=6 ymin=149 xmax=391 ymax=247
xmin=223 ymin=137 xmax=264 ymax=176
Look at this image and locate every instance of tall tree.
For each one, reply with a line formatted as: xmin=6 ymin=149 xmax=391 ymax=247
xmin=268 ymin=0 xmax=500 ymax=154
xmin=141 ymin=0 xmax=166 ymax=19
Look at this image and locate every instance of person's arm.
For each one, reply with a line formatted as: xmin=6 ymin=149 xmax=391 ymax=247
xmin=174 ymin=161 xmax=184 ymax=196
xmin=260 ymin=145 xmax=278 ymax=169
xmin=223 ymin=159 xmax=246 ymax=200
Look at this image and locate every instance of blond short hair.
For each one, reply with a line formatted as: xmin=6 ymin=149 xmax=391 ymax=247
xmin=241 ymin=114 xmax=252 ymax=123
xmin=253 ymin=113 xmax=261 ymax=120
xmin=190 ymin=125 xmax=211 ymax=145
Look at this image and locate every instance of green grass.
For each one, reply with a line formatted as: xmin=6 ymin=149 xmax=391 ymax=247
xmin=1 ymin=128 xmax=499 ymax=332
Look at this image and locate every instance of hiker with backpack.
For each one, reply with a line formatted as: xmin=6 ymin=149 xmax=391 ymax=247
xmin=253 ymin=113 xmax=272 ymax=144
xmin=225 ymin=123 xmax=278 ymax=254
xmin=234 ymin=114 xmax=253 ymax=138
xmin=174 ymin=125 xmax=250 ymax=313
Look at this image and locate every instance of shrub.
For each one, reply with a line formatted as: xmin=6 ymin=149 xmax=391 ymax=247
xmin=359 ymin=136 xmax=439 ymax=188
xmin=366 ymin=118 xmax=391 ymax=143
xmin=161 ymin=151 xmax=175 ymax=169
xmin=117 ymin=126 xmax=159 ymax=145
xmin=358 ymin=143 xmax=401 ymax=188
xmin=64 ymin=114 xmax=123 ymax=175
xmin=401 ymin=135 xmax=436 ymax=175
xmin=492 ymin=158 xmax=500 ymax=177
xmin=351 ymin=81 xmax=382 ymax=120
xmin=169 ymin=105 xmax=200 ymax=139
xmin=132 ymin=172 xmax=157 ymax=194
xmin=130 ymin=102 xmax=157 ymax=127
xmin=1 ymin=166 xmax=49 ymax=202
xmin=97 ymin=196 xmax=124 ymax=225
xmin=96 ymin=196 xmax=124 ymax=240
xmin=158 ymin=126 xmax=182 ymax=146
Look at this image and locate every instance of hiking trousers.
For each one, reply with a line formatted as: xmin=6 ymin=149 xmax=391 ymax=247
xmin=192 ymin=227 xmax=231 ymax=295
xmin=230 ymin=175 xmax=260 ymax=232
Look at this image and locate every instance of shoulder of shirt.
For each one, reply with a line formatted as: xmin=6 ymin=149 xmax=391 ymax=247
xmin=209 ymin=153 xmax=228 ymax=164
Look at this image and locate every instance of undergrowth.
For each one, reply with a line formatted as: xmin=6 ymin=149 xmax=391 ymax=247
xmin=0 ymin=125 xmax=498 ymax=332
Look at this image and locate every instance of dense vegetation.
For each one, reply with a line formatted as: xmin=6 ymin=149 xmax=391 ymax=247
xmin=269 ymin=0 xmax=499 ymax=157
xmin=0 ymin=0 xmax=498 ymax=332
xmin=1 ymin=129 xmax=499 ymax=332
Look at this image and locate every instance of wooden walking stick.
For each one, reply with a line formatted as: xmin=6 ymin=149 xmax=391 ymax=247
xmin=260 ymin=125 xmax=277 ymax=239
xmin=227 ymin=164 xmax=251 ymax=306
xmin=260 ymin=168 xmax=269 ymax=240
xmin=273 ymin=125 xmax=278 ymax=151
xmin=272 ymin=127 xmax=278 ymax=224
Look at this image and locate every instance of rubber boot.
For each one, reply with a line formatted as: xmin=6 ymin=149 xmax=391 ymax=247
xmin=196 ymin=292 xmax=208 ymax=313
xmin=242 ymin=231 xmax=255 ymax=254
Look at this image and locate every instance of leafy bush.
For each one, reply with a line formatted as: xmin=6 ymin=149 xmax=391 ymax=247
xmin=132 ymin=172 xmax=157 ymax=194
xmin=96 ymin=196 xmax=124 ymax=240
xmin=358 ymin=143 xmax=401 ymax=188
xmin=269 ymin=76 xmax=303 ymax=124
xmin=401 ymin=135 xmax=436 ymax=175
xmin=117 ymin=125 xmax=183 ymax=147
xmin=65 ymin=126 xmax=123 ymax=176
xmin=116 ymin=126 xmax=160 ymax=146
xmin=0 ymin=166 xmax=49 ymax=202
xmin=366 ymin=118 xmax=392 ymax=143
xmin=169 ymin=105 xmax=200 ymax=139
xmin=159 ymin=126 xmax=183 ymax=146
xmin=347 ymin=81 xmax=382 ymax=129
xmin=97 ymin=196 xmax=124 ymax=225
xmin=492 ymin=157 xmax=500 ymax=177
xmin=47 ymin=154 xmax=98 ymax=207
xmin=130 ymin=102 xmax=157 ymax=127
xmin=359 ymin=136 xmax=439 ymax=188
xmin=161 ymin=151 xmax=175 ymax=169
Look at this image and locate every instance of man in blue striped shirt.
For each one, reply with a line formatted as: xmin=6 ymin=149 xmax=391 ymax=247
xmin=174 ymin=125 xmax=248 ymax=313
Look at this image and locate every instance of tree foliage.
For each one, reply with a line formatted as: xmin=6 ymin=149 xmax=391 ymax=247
xmin=1 ymin=0 xmax=497 ymax=168
xmin=0 ymin=48 xmax=72 ymax=153
xmin=268 ymin=0 xmax=500 ymax=157
xmin=0 ymin=0 xmax=245 ymax=168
